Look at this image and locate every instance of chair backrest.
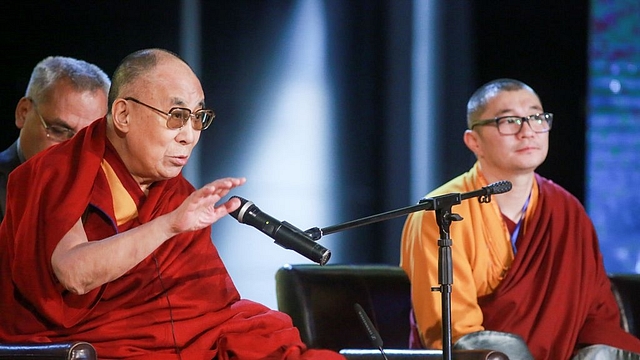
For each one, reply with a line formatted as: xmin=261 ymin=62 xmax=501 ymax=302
xmin=275 ymin=264 xmax=412 ymax=352
xmin=609 ymin=274 xmax=640 ymax=338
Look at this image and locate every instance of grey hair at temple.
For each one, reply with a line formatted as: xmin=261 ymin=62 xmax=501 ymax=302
xmin=25 ymin=56 xmax=110 ymax=105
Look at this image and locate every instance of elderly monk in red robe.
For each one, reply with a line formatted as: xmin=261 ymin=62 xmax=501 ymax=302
xmin=400 ymin=78 xmax=640 ymax=360
xmin=0 ymin=48 xmax=344 ymax=360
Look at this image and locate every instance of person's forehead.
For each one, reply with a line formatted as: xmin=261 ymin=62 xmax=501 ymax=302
xmin=42 ymin=78 xmax=89 ymax=98
xmin=41 ymin=91 xmax=106 ymax=129
xmin=151 ymin=56 xmax=193 ymax=79
xmin=43 ymin=84 xmax=106 ymax=110
xmin=485 ymin=89 xmax=541 ymax=114
xmin=139 ymin=60 xmax=203 ymax=99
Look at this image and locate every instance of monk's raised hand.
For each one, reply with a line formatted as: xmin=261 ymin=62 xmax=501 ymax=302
xmin=170 ymin=177 xmax=246 ymax=233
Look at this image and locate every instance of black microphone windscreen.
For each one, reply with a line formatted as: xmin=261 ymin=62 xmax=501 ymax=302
xmin=488 ymin=180 xmax=512 ymax=194
xmin=228 ymin=196 xmax=249 ymax=221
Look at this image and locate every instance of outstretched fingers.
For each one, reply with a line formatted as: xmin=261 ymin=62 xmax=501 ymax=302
xmin=196 ymin=177 xmax=247 ymax=214
xmin=171 ymin=177 xmax=246 ymax=233
xmin=200 ymin=177 xmax=246 ymax=199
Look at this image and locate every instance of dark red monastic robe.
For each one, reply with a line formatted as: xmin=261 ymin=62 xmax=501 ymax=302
xmin=0 ymin=117 xmax=344 ymax=360
xmin=479 ymin=175 xmax=640 ymax=359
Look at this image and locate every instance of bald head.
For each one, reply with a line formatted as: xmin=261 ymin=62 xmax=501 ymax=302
xmin=107 ymin=49 xmax=194 ymax=113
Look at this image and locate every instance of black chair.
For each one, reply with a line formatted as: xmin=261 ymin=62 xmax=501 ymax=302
xmin=275 ymin=264 xmax=508 ymax=360
xmin=276 ymin=263 xmax=411 ymax=350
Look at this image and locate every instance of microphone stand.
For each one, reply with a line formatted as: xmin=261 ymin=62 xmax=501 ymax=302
xmin=305 ymin=181 xmax=510 ymax=360
xmin=429 ymin=193 xmax=462 ymax=360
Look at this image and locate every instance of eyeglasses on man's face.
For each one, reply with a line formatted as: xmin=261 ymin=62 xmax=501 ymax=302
xmin=124 ymin=97 xmax=215 ymax=131
xmin=470 ymin=112 xmax=553 ymax=135
xmin=28 ymin=98 xmax=76 ymax=142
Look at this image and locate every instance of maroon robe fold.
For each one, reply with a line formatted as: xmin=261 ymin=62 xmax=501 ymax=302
xmin=478 ymin=175 xmax=640 ymax=359
xmin=0 ymin=117 xmax=344 ymax=360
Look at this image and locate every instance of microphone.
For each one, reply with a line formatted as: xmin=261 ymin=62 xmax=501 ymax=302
xmin=460 ymin=180 xmax=512 ymax=203
xmin=354 ymin=303 xmax=388 ymax=360
xmin=420 ymin=180 xmax=512 ymax=205
xmin=228 ymin=196 xmax=331 ymax=266
xmin=485 ymin=180 xmax=512 ymax=194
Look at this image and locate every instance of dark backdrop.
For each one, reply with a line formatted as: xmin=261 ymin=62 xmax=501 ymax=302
xmin=0 ymin=0 xmax=588 ymax=265
xmin=471 ymin=0 xmax=588 ymax=202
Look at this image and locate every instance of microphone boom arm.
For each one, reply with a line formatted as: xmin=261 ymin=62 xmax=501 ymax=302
xmin=305 ymin=180 xmax=511 ymax=240
xmin=305 ymin=200 xmax=435 ymax=240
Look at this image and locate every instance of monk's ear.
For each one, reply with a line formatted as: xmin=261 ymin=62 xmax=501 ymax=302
xmin=463 ymin=129 xmax=482 ymax=157
xmin=111 ymin=98 xmax=131 ymax=133
xmin=14 ymin=97 xmax=31 ymax=129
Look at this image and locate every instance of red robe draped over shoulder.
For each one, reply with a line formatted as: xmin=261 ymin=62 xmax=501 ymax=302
xmin=0 ymin=117 xmax=344 ymax=360
xmin=478 ymin=174 xmax=640 ymax=359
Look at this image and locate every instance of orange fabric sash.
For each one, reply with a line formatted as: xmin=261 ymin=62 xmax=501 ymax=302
xmin=401 ymin=163 xmax=521 ymax=348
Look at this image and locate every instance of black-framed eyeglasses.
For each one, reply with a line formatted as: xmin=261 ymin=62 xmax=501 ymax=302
xmin=124 ymin=97 xmax=215 ymax=131
xmin=470 ymin=112 xmax=553 ymax=135
xmin=28 ymin=98 xmax=76 ymax=142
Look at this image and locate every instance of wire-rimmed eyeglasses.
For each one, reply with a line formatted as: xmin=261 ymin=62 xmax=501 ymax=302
xmin=124 ymin=97 xmax=215 ymax=131
xmin=470 ymin=112 xmax=553 ymax=135
xmin=28 ymin=98 xmax=76 ymax=142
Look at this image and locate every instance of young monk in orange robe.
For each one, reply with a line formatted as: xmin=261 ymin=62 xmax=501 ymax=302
xmin=401 ymin=78 xmax=640 ymax=360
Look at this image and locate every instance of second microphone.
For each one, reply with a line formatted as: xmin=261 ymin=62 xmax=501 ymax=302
xmin=228 ymin=196 xmax=332 ymax=266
